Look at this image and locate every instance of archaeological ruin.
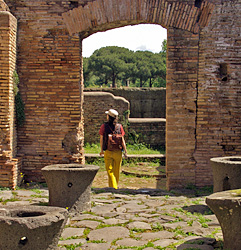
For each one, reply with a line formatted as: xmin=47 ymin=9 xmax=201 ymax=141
xmin=0 ymin=0 xmax=240 ymax=190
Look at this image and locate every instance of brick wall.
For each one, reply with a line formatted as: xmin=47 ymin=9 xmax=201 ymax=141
xmin=128 ymin=118 xmax=166 ymax=147
xmin=5 ymin=0 xmax=85 ymax=183
xmin=0 ymin=10 xmax=20 ymax=188
xmin=85 ymin=88 xmax=166 ymax=118
xmin=194 ymin=0 xmax=241 ymax=187
xmin=1 ymin=0 xmax=240 ymax=189
xmin=166 ymin=27 xmax=199 ymax=189
xmin=62 ymin=0 xmax=214 ymax=36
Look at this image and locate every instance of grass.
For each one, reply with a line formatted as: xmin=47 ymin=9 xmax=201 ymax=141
xmin=31 ymin=189 xmax=43 ymax=194
xmin=230 ymin=189 xmax=241 ymax=197
xmin=84 ymin=143 xmax=165 ymax=155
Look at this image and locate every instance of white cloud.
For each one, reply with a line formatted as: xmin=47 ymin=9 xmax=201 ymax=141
xmin=82 ymin=24 xmax=167 ymax=57
xmin=136 ymin=45 xmax=148 ymax=51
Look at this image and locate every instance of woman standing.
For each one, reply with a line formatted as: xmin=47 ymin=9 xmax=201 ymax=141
xmin=99 ymin=109 xmax=128 ymax=189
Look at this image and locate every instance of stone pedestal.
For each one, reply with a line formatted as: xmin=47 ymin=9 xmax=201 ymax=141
xmin=210 ymin=156 xmax=241 ymax=192
xmin=0 ymin=205 xmax=67 ymax=250
xmin=42 ymin=164 xmax=99 ymax=214
xmin=206 ymin=190 xmax=241 ymax=250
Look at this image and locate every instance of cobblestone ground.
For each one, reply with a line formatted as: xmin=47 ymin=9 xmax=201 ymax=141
xmin=0 ymin=187 xmax=223 ymax=250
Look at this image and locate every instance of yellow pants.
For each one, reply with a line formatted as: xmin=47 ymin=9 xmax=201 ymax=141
xmin=104 ymin=150 xmax=122 ymax=189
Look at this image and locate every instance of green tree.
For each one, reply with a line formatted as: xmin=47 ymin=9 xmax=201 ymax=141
xmin=84 ymin=43 xmax=167 ymax=88
xmin=161 ymin=39 xmax=167 ymax=54
xmin=88 ymin=46 xmax=131 ymax=88
xmin=134 ymin=51 xmax=151 ymax=87
xmin=134 ymin=51 xmax=166 ymax=87
xmin=149 ymin=52 xmax=166 ymax=87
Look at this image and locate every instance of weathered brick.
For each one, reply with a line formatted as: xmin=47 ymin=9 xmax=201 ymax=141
xmin=0 ymin=0 xmax=240 ymax=190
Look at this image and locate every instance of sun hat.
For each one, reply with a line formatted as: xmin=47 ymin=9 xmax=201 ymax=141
xmin=105 ymin=109 xmax=118 ymax=118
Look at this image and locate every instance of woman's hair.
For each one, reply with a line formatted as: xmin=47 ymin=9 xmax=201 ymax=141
xmin=108 ymin=115 xmax=116 ymax=125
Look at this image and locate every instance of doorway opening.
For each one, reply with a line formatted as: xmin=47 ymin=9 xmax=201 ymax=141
xmin=82 ymin=24 xmax=167 ymax=190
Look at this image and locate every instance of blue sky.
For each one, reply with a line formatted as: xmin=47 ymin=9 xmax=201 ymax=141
xmin=82 ymin=24 xmax=167 ymax=57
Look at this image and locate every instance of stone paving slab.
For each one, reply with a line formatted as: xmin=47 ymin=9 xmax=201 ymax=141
xmin=91 ymin=203 xmax=119 ymax=215
xmin=126 ymin=221 xmax=152 ymax=230
xmin=88 ymin=226 xmax=130 ymax=242
xmin=71 ymin=214 xmax=105 ymax=221
xmin=71 ymin=219 xmax=100 ymax=229
xmin=61 ymin=228 xmax=85 ymax=239
xmin=115 ymin=238 xmax=149 ymax=247
xmin=81 ymin=242 xmax=112 ymax=250
xmin=58 ymin=238 xmax=86 ymax=247
xmin=0 ymin=190 xmax=13 ymax=200
xmin=4 ymin=200 xmax=31 ymax=206
xmin=140 ymin=231 xmax=175 ymax=240
xmin=15 ymin=189 xmax=40 ymax=197
xmin=102 ymin=218 xmax=129 ymax=225
xmin=153 ymin=238 xmax=179 ymax=248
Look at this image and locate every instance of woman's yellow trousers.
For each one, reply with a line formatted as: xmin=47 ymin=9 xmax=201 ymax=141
xmin=104 ymin=150 xmax=122 ymax=189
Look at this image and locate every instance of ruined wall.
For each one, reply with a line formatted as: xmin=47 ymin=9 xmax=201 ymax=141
xmin=0 ymin=9 xmax=20 ymax=188
xmin=5 ymin=0 xmax=84 ymax=182
xmin=166 ymin=28 xmax=199 ymax=188
xmin=194 ymin=0 xmax=241 ymax=187
xmin=1 ymin=0 xmax=240 ymax=189
xmin=84 ymin=92 xmax=129 ymax=144
xmin=83 ymin=92 xmax=166 ymax=147
xmin=85 ymin=88 xmax=166 ymax=118
xmin=166 ymin=0 xmax=241 ymax=189
xmin=128 ymin=118 xmax=166 ymax=147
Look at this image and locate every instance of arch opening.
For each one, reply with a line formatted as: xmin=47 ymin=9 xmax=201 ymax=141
xmin=82 ymin=24 xmax=167 ymax=190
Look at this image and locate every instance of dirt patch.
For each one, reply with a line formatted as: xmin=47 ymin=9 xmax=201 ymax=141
xmin=92 ymin=162 xmax=167 ymax=190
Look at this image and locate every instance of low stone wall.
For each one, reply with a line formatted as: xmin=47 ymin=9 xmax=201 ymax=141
xmin=128 ymin=118 xmax=166 ymax=148
xmin=84 ymin=88 xmax=166 ymax=118
xmin=84 ymin=92 xmax=166 ymax=147
xmin=83 ymin=92 xmax=166 ymax=148
xmin=83 ymin=92 xmax=129 ymax=144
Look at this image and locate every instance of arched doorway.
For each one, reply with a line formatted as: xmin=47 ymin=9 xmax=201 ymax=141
xmin=62 ymin=0 xmax=214 ymax=190
xmin=0 ymin=0 xmax=216 ymax=189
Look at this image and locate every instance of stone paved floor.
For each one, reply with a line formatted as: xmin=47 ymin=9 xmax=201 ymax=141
xmin=0 ymin=187 xmax=223 ymax=250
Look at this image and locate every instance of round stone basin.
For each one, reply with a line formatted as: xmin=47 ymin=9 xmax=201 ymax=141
xmin=210 ymin=156 xmax=241 ymax=192
xmin=0 ymin=205 xmax=68 ymax=250
xmin=41 ymin=164 xmax=99 ymax=214
xmin=206 ymin=189 xmax=241 ymax=250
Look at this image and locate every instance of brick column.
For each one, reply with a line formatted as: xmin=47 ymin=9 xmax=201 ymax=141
xmin=0 ymin=10 xmax=20 ymax=188
xmin=166 ymin=28 xmax=199 ymax=190
xmin=70 ymin=37 xmax=85 ymax=164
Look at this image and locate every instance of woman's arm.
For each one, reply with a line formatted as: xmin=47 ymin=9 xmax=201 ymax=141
xmin=122 ymin=136 xmax=128 ymax=158
xmin=100 ymin=135 xmax=104 ymax=156
xmin=120 ymin=124 xmax=128 ymax=158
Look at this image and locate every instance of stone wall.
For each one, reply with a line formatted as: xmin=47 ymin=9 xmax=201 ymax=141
xmin=83 ymin=92 xmax=129 ymax=144
xmin=128 ymin=118 xmax=166 ymax=147
xmin=85 ymin=88 xmax=166 ymax=118
xmin=83 ymin=92 xmax=166 ymax=148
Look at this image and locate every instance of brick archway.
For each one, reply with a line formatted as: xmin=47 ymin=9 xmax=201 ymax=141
xmin=6 ymin=0 xmax=240 ymax=191
xmin=62 ymin=0 xmax=214 ymax=37
xmin=62 ymin=0 xmax=215 ymax=190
